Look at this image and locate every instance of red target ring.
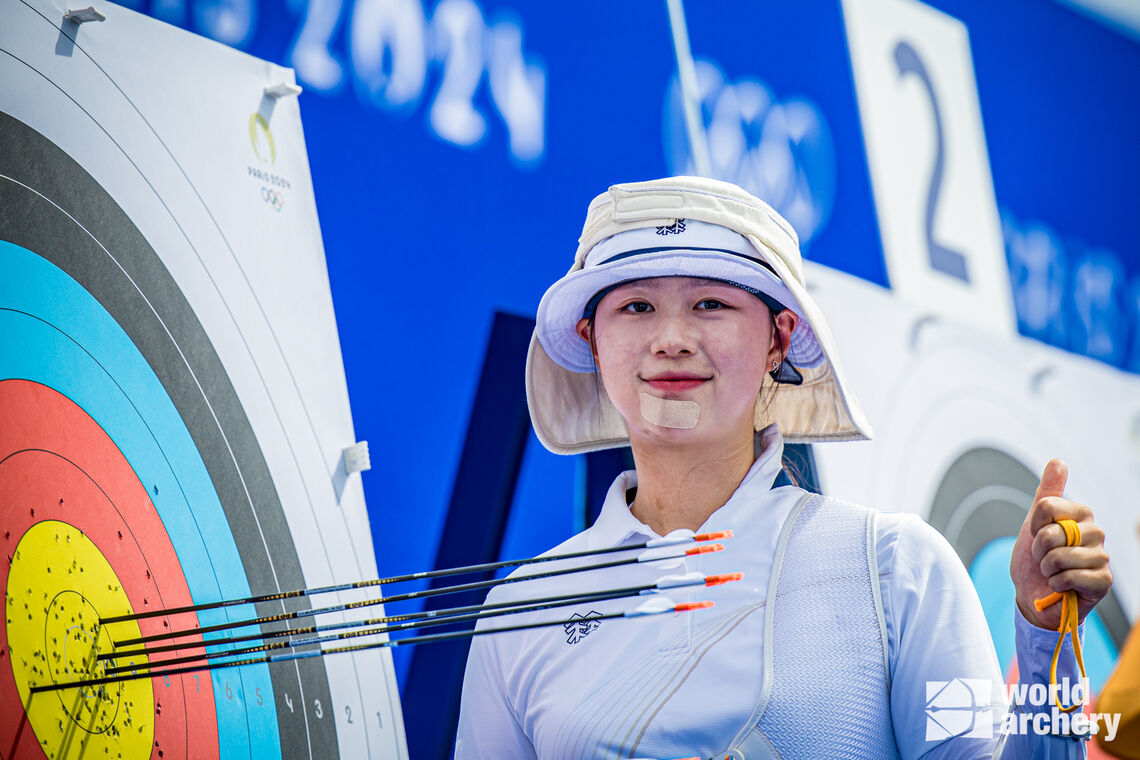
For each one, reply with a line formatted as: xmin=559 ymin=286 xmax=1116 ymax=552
xmin=1 ymin=378 xmax=220 ymax=759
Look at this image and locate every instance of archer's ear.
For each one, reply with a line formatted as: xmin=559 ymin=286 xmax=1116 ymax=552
xmin=774 ymin=310 xmax=798 ymax=359
xmin=575 ymin=318 xmax=592 ymax=344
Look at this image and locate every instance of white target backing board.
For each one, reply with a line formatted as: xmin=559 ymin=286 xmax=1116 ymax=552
xmin=0 ymin=0 xmax=407 ymax=757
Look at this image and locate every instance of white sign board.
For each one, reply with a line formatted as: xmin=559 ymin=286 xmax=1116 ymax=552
xmin=843 ymin=0 xmax=1016 ymax=336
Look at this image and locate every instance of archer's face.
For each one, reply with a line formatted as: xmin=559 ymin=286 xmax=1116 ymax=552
xmin=578 ymin=277 xmax=787 ymax=449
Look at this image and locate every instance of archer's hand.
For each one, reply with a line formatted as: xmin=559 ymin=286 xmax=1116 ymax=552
xmin=1009 ymin=459 xmax=1112 ymax=629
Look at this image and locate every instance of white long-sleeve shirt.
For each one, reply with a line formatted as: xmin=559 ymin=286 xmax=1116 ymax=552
xmin=456 ymin=426 xmax=1084 ymax=759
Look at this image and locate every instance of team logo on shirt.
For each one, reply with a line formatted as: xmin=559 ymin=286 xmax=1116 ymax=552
xmin=655 ymin=219 xmax=686 ymax=235
xmin=563 ymin=611 xmax=602 ymax=644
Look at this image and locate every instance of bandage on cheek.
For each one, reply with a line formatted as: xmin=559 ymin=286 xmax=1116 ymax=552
xmin=639 ymin=392 xmax=699 ymax=429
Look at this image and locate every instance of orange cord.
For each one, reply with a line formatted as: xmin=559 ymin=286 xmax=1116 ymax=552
xmin=1031 ymin=519 xmax=1086 ymax=712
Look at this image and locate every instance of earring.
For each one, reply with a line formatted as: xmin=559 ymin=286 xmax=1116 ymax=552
xmin=770 ymin=358 xmax=805 ymax=386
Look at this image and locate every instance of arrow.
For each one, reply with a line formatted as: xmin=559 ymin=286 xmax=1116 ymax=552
xmin=102 ymin=573 xmax=743 ymax=675
xmin=112 ymin=542 xmax=727 ymax=647
xmin=100 ymin=530 xmax=732 ymax=625
xmin=32 ymin=597 xmax=718 ymax=694
xmin=100 ymin=570 xmax=741 ymax=662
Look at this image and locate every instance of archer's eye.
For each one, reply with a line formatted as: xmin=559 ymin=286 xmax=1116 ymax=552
xmin=696 ymin=299 xmax=726 ymax=311
xmin=621 ymin=301 xmax=653 ymax=313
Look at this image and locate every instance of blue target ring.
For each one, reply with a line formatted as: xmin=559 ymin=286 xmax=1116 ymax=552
xmin=0 ymin=52 xmax=347 ymax=755
xmin=0 ymin=239 xmax=282 ymax=759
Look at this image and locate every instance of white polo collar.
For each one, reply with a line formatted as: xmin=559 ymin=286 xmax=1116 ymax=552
xmin=586 ymin=425 xmax=789 ymax=550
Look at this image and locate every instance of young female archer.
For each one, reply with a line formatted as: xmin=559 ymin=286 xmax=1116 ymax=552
xmin=456 ymin=176 xmax=1112 ymax=759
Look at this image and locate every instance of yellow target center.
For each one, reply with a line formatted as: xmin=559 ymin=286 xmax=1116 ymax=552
xmin=6 ymin=520 xmax=154 ymax=759
xmin=46 ymin=590 xmax=120 ymax=731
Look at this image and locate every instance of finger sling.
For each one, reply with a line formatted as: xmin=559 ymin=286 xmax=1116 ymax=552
xmin=1032 ymin=519 xmax=1086 ymax=712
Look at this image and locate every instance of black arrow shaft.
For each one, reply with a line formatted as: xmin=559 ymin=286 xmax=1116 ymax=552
xmin=99 ymin=536 xmax=700 ymax=624
xmin=35 ymin=606 xmax=647 ymax=694
xmin=102 ymin=579 xmax=663 ymax=660
xmin=105 ymin=585 xmax=647 ymax=675
xmin=114 ymin=550 xmax=674 ymax=647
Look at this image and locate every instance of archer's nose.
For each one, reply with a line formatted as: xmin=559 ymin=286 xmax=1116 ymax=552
xmin=650 ymin=314 xmax=697 ymax=357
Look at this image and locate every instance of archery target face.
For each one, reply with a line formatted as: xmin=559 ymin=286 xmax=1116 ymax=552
xmin=1 ymin=0 xmax=405 ymax=757
xmin=0 ymin=225 xmax=272 ymax=759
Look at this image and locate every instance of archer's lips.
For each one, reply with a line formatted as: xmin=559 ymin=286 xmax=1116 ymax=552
xmin=644 ymin=374 xmax=710 ymax=392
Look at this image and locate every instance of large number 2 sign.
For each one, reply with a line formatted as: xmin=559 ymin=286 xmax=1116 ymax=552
xmin=843 ymin=0 xmax=1015 ymax=336
xmin=893 ymin=40 xmax=969 ymax=283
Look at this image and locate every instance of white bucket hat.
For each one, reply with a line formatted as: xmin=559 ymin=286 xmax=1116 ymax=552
xmin=526 ymin=176 xmax=873 ymax=454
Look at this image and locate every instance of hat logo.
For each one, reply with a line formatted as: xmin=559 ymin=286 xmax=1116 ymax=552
xmin=656 ymin=219 xmax=686 ymax=236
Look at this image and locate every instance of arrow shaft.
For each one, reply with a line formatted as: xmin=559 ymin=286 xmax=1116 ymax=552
xmin=103 ymin=580 xmax=667 ymax=661
xmin=106 ymin=585 xmax=650 ymax=675
xmin=100 ymin=532 xmax=727 ymax=624
xmin=115 ymin=550 xmax=686 ymax=647
xmin=37 ymin=603 xmax=695 ymax=694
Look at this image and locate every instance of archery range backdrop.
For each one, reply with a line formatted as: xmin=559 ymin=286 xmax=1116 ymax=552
xmin=2 ymin=0 xmax=1138 ymax=757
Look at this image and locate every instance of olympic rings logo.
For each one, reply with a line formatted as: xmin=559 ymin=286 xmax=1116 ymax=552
xmin=663 ymin=58 xmax=836 ymax=245
xmin=260 ymin=186 xmax=284 ymax=213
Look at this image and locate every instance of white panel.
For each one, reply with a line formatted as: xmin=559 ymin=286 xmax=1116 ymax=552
xmin=842 ymin=0 xmax=1015 ymax=336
